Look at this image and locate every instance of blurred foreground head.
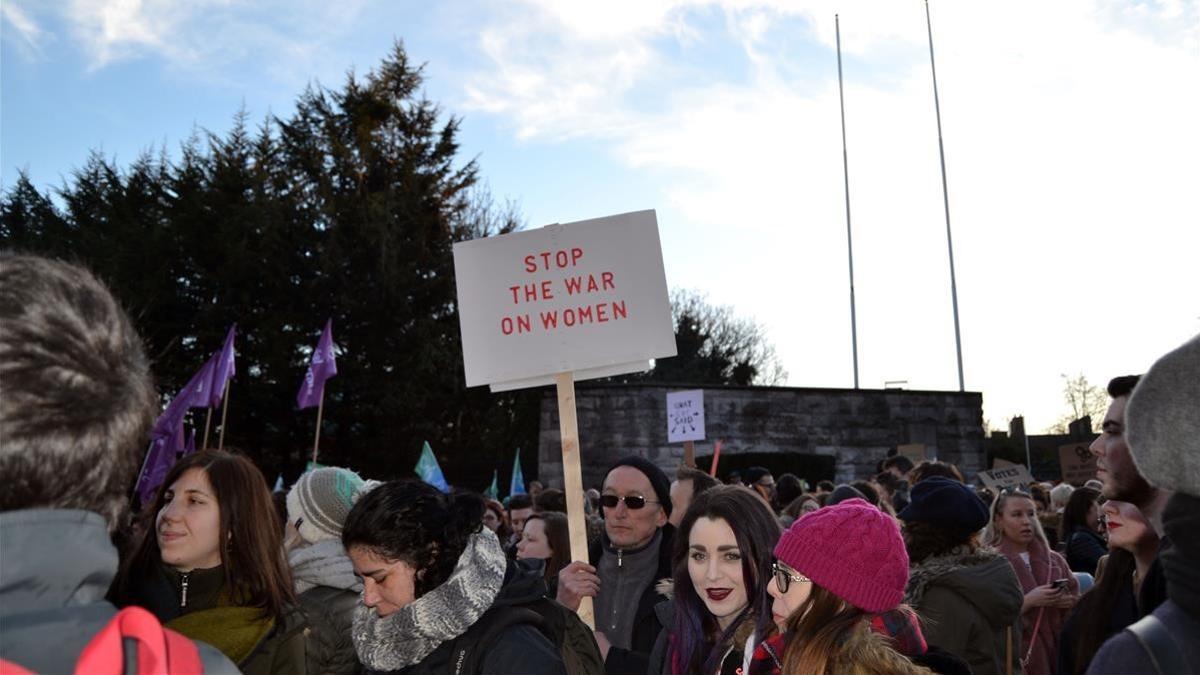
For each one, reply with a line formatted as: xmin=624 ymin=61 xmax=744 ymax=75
xmin=0 ymin=253 xmax=155 ymax=530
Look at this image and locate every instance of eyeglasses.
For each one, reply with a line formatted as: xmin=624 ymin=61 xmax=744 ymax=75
xmin=600 ymin=494 xmax=660 ymax=510
xmin=1001 ymin=486 xmax=1031 ymax=496
xmin=772 ymin=561 xmax=810 ymax=594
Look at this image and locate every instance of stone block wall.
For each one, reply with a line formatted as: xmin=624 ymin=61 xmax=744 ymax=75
xmin=537 ymin=383 xmax=984 ymax=489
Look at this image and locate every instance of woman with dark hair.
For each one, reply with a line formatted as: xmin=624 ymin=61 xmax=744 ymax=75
xmin=748 ymin=499 xmax=931 ymax=674
xmin=899 ymin=477 xmax=1024 ymax=675
xmin=1061 ymin=486 xmax=1105 ymax=575
xmin=517 ymin=511 xmax=571 ymax=590
xmin=984 ymin=488 xmax=1078 ymax=675
xmin=341 ymin=480 xmax=574 ymax=674
xmin=648 ymin=485 xmax=781 ymax=674
xmin=908 ymin=461 xmax=965 ymax=486
xmin=112 ymin=450 xmax=307 ymax=674
xmin=482 ymin=498 xmax=512 ymax=543
xmin=1057 ymin=499 xmax=1160 ymax=674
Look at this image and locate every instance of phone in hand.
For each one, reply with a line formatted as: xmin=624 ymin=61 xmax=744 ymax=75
xmin=1050 ymin=578 xmax=1070 ymax=591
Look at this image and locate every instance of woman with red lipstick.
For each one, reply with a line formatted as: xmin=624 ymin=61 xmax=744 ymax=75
xmin=1058 ymin=499 xmax=1160 ymax=674
xmin=648 ymin=485 xmax=780 ymax=675
xmin=113 ymin=450 xmax=307 ymax=675
xmin=985 ymin=488 xmax=1077 ymax=675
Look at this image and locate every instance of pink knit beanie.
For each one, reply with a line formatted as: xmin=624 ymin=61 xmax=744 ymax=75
xmin=773 ymin=498 xmax=908 ymax=613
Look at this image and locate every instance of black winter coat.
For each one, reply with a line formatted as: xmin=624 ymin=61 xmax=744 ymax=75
xmin=298 ymin=584 xmax=360 ymax=675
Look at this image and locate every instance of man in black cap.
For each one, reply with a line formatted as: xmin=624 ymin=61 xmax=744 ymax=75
xmin=556 ymin=456 xmax=675 ymax=674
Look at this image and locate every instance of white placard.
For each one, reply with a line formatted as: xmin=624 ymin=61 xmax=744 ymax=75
xmin=977 ymin=464 xmax=1036 ymax=490
xmin=667 ymin=389 xmax=706 ymax=443
xmin=453 ymin=210 xmax=677 ymax=389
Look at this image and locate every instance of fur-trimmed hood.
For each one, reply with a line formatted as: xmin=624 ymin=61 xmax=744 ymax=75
xmin=904 ymin=548 xmax=1022 ymax=630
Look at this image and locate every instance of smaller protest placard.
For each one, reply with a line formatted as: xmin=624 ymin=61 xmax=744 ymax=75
xmin=897 ymin=444 xmax=928 ymax=464
xmin=978 ymin=464 xmax=1036 ymax=490
xmin=1059 ymin=442 xmax=1097 ymax=486
xmin=667 ymin=390 xmax=705 ymax=443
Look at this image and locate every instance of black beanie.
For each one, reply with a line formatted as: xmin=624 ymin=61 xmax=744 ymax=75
xmin=898 ymin=476 xmax=989 ymax=536
xmin=827 ymin=484 xmax=867 ymax=506
xmin=605 ymin=455 xmax=672 ymax=517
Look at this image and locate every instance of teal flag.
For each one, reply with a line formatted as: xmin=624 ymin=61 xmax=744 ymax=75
xmin=415 ymin=441 xmax=450 ymax=493
xmin=483 ymin=470 xmax=499 ymax=500
xmin=509 ymin=449 xmax=526 ymax=498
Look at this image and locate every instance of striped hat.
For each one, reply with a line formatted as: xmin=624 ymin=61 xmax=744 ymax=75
xmin=286 ymin=467 xmax=366 ymax=544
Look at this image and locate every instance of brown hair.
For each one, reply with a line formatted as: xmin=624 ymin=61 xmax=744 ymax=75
xmin=901 ymin=520 xmax=980 ymax=564
xmin=525 ymin=511 xmax=571 ymax=583
xmin=780 ymin=585 xmax=866 ymax=674
xmin=909 ymin=460 xmax=965 ymax=485
xmin=117 ymin=450 xmax=295 ymax=622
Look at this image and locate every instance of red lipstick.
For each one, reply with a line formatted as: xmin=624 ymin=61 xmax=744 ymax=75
xmin=705 ymin=589 xmax=732 ymax=601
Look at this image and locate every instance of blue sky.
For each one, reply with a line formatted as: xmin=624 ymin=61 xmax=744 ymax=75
xmin=4 ymin=0 xmax=1199 ymax=434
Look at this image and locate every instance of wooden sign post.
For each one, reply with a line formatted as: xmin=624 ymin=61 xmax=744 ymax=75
xmin=452 ymin=210 xmax=678 ymax=630
xmin=555 ymin=372 xmax=593 ymax=626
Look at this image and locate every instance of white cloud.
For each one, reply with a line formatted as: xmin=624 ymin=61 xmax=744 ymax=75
xmin=2 ymin=1 xmax=48 ymax=57
xmin=463 ymin=0 xmax=1200 ymax=431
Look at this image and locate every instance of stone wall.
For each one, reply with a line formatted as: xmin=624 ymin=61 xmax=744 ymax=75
xmin=538 ymin=383 xmax=984 ymax=489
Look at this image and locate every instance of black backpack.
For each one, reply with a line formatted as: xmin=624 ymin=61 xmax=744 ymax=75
xmin=448 ymin=596 xmax=604 ymax=675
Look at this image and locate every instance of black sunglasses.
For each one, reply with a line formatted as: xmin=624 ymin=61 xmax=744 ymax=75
xmin=600 ymin=494 xmax=660 ymax=510
xmin=772 ymin=561 xmax=810 ymax=594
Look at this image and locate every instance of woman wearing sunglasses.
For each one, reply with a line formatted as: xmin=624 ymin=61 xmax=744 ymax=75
xmin=747 ymin=498 xmax=932 ymax=675
xmin=647 ymin=485 xmax=780 ymax=674
xmin=984 ymin=487 xmax=1078 ymax=675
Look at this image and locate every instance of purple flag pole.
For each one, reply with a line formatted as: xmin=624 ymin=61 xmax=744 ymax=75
xmin=217 ymin=378 xmax=232 ymax=451
xmin=204 ymin=325 xmax=237 ymax=450
xmin=298 ymin=319 xmax=338 ymax=464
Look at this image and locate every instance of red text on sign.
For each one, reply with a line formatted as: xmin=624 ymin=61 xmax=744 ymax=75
xmin=524 ymin=248 xmax=584 ymax=273
xmin=564 ymin=272 xmax=615 ymax=295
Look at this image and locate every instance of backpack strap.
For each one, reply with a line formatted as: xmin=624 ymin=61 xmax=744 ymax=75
xmin=449 ymin=606 xmax=548 ymax=675
xmin=1126 ymin=613 xmax=1190 ymax=675
xmin=77 ymin=606 xmax=203 ymax=675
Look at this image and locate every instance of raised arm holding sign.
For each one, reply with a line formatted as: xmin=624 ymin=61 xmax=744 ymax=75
xmin=453 ymin=210 xmax=677 ymax=631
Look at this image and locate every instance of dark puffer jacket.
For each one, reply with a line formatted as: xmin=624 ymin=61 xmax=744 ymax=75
xmin=904 ymin=549 xmax=1025 ymax=675
xmin=299 ymin=584 xmax=361 ymax=674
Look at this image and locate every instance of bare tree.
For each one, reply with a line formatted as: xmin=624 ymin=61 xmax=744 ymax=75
xmin=1046 ymin=373 xmax=1107 ymax=433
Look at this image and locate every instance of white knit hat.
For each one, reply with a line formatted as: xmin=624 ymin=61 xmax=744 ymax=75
xmin=1126 ymin=332 xmax=1200 ymax=498
xmin=285 ymin=467 xmax=366 ymax=544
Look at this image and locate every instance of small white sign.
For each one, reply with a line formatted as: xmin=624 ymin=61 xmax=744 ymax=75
xmin=977 ymin=464 xmax=1036 ymax=490
xmin=667 ymin=389 xmax=706 ymax=443
xmin=453 ymin=210 xmax=676 ymax=390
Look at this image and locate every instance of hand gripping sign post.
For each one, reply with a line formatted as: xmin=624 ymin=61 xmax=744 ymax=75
xmin=667 ymin=390 xmax=705 ymax=467
xmin=453 ymin=209 xmax=677 ymax=628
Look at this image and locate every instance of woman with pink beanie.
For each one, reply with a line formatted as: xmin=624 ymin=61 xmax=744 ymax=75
xmin=747 ymin=498 xmax=933 ymax=675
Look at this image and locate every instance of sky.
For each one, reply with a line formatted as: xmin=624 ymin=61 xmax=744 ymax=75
xmin=3 ymin=0 xmax=1198 ymax=433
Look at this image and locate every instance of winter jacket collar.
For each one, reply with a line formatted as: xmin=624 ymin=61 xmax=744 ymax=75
xmin=289 ymin=538 xmax=362 ymax=594
xmin=0 ymin=509 xmax=116 ymax=615
xmin=905 ymin=547 xmax=1023 ymax=630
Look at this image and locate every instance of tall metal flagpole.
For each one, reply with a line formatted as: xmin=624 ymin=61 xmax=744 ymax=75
xmin=836 ymin=14 xmax=860 ymax=390
xmin=925 ymin=0 xmax=965 ymax=392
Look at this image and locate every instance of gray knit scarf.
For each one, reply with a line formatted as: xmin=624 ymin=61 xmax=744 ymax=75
xmin=351 ymin=529 xmax=507 ymax=671
xmin=289 ymin=539 xmax=363 ymax=594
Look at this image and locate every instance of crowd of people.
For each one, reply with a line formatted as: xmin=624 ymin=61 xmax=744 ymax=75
xmin=1 ymin=250 xmax=1196 ymax=674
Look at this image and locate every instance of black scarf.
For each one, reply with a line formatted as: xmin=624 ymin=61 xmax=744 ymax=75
xmin=1162 ymin=492 xmax=1200 ymax=619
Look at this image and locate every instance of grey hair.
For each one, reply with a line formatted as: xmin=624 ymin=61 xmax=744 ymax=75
xmin=0 ymin=253 xmax=156 ymax=530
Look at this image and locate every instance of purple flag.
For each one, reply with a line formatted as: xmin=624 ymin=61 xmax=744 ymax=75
xmin=136 ymin=357 xmax=216 ymax=503
xmin=297 ymin=319 xmax=337 ymax=409
xmin=208 ymin=325 xmax=236 ymax=407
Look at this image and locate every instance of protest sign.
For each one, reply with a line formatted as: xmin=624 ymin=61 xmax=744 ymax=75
xmin=452 ymin=210 xmax=677 ymax=629
xmin=977 ymin=464 xmax=1036 ymax=490
xmin=1059 ymin=442 xmax=1097 ymax=486
xmin=453 ymin=210 xmax=676 ymax=391
xmin=667 ymin=390 xmax=705 ymax=443
xmin=897 ymin=444 xmax=928 ymax=464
